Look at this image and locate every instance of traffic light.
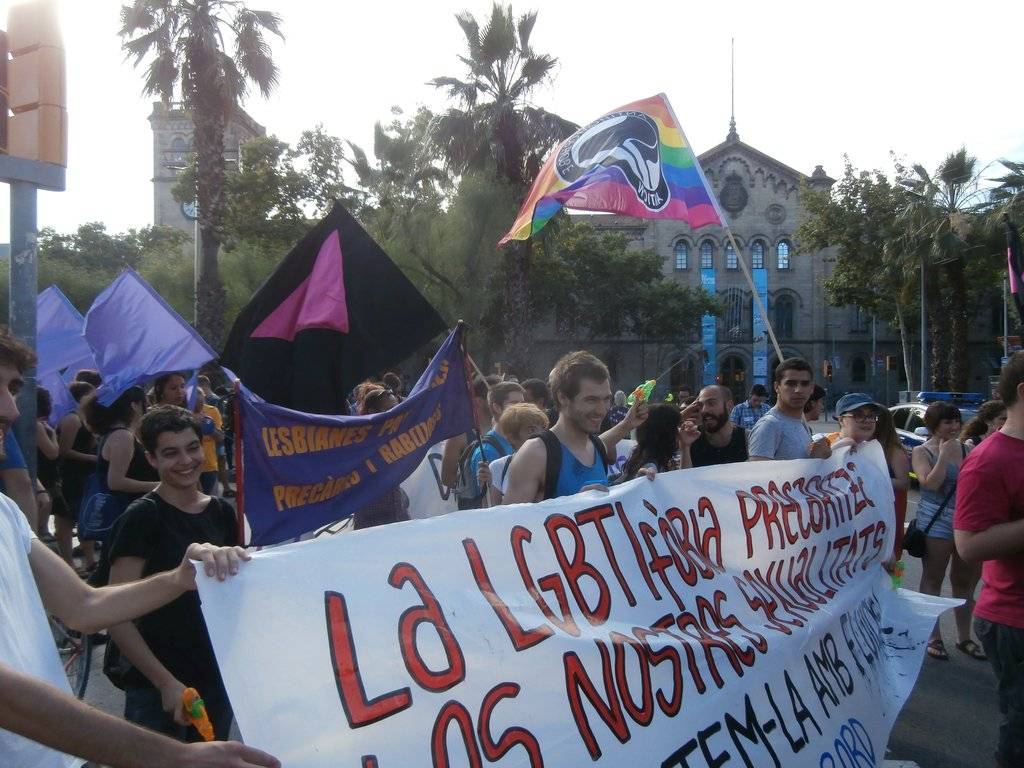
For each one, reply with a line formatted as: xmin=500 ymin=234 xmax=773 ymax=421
xmin=885 ymin=355 xmax=898 ymax=372
xmin=3 ymin=0 xmax=66 ymax=166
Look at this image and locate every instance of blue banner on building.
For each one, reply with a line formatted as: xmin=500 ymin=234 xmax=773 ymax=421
xmin=238 ymin=326 xmax=474 ymax=545
xmin=700 ymin=268 xmax=717 ymax=386
xmin=752 ymin=268 xmax=769 ymax=386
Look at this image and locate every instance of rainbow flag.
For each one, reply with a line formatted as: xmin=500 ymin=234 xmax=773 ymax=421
xmin=499 ymin=93 xmax=723 ymax=245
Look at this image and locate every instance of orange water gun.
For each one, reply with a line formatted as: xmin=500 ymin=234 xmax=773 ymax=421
xmin=627 ymin=379 xmax=656 ymax=406
xmin=182 ymin=687 xmax=214 ymax=742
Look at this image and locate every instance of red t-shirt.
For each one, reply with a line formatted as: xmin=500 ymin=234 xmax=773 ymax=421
xmin=954 ymin=431 xmax=1024 ymax=628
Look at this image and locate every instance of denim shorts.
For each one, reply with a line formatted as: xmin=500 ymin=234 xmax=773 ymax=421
xmin=918 ymin=501 xmax=954 ymax=540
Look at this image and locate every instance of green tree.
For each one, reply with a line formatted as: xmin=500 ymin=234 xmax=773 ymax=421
xmin=120 ymin=0 xmax=283 ymax=348
xmin=429 ymin=3 xmax=577 ymax=373
xmin=798 ymin=161 xmax=921 ymax=389
xmin=897 ymin=148 xmax=991 ymax=390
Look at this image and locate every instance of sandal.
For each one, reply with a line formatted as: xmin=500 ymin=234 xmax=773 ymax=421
xmin=956 ymin=639 xmax=987 ymax=661
xmin=927 ymin=639 xmax=949 ymax=660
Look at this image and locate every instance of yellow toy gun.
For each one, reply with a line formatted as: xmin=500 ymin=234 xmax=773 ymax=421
xmin=182 ymin=687 xmax=214 ymax=742
xmin=627 ymin=379 xmax=656 ymax=406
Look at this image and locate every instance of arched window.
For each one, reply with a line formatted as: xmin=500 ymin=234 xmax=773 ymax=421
xmin=777 ymin=240 xmax=791 ymax=269
xmin=726 ymin=242 xmax=738 ymax=270
xmin=674 ymin=240 xmax=689 ymax=271
xmin=852 ymin=356 xmax=867 ymax=383
xmin=719 ymin=356 xmax=747 ymax=404
xmin=774 ymin=295 xmax=795 ymax=338
xmin=722 ymin=288 xmax=745 ymax=340
xmin=751 ymin=240 xmax=765 ymax=269
xmin=700 ymin=240 xmax=714 ymax=269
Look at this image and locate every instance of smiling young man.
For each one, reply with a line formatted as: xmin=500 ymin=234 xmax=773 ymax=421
xmin=503 ymin=351 xmax=645 ymax=503
xmin=748 ymin=357 xmax=831 ymax=461
xmin=106 ymin=405 xmax=241 ymax=743
xmin=0 ymin=331 xmax=277 ymax=768
xmin=678 ymin=385 xmax=748 ymax=468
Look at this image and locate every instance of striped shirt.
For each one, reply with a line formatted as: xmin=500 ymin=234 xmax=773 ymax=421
xmin=730 ymin=400 xmax=770 ymax=430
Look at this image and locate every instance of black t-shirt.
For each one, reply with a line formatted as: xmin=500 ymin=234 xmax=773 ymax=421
xmin=107 ymin=492 xmax=238 ymax=691
xmin=690 ymin=426 xmax=748 ymax=467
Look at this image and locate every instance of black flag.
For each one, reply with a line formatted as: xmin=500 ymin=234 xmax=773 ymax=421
xmin=221 ymin=203 xmax=446 ymax=413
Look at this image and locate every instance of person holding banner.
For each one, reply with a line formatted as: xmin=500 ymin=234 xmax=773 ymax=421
xmin=106 ymin=405 xmax=241 ymax=742
xmin=0 ymin=330 xmax=279 ymax=768
xmin=354 ymin=386 xmax=410 ymax=528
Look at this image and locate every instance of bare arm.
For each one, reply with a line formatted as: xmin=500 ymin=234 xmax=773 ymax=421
xmin=28 ymin=539 xmax=248 ymax=634
xmin=105 ymin=430 xmax=158 ymax=495
xmin=502 ymin=438 xmax=547 ymax=505
xmin=889 ymin=448 xmax=910 ymax=491
xmin=36 ymin=421 xmax=60 ymax=461
xmin=599 ymin=401 xmax=648 ymax=458
xmin=955 ymin=520 xmax=1024 ymax=563
xmin=1 ymin=467 xmax=37 ymax=527
xmin=0 ymin=661 xmax=279 ymax=768
xmin=58 ymin=414 xmax=96 ymax=464
xmin=911 ymin=444 xmax=946 ymax=492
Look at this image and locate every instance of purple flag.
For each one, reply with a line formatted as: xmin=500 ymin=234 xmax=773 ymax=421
xmin=85 ymin=269 xmax=216 ymax=405
xmin=37 ymin=287 xmax=97 ymax=424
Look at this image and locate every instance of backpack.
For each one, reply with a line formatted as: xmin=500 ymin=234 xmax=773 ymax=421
xmin=538 ymin=430 xmax=611 ymax=501
xmin=455 ymin=433 xmax=507 ymax=508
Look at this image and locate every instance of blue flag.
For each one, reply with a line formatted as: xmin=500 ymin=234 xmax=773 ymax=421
xmin=37 ymin=287 xmax=97 ymax=424
xmin=239 ymin=326 xmax=473 ymax=545
xmin=84 ymin=269 xmax=216 ymax=405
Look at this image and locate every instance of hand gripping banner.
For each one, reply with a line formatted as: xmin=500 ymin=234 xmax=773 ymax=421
xmin=237 ymin=326 xmax=474 ymax=544
xmin=198 ymin=442 xmax=951 ymax=767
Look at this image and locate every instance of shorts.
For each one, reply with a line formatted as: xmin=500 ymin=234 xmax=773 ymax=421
xmin=918 ymin=500 xmax=954 ymax=540
xmin=43 ymin=483 xmax=73 ymax=520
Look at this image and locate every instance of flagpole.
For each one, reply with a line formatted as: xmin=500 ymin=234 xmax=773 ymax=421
xmin=662 ymin=96 xmax=785 ymax=367
xmin=233 ymin=380 xmax=246 ymax=545
xmin=458 ymin=321 xmax=489 ymax=504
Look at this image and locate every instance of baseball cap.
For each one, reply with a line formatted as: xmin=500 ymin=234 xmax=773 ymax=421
xmin=835 ymin=392 xmax=883 ymax=416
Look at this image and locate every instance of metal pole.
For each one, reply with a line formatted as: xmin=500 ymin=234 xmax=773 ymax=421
xmin=920 ymin=262 xmax=927 ymax=392
xmin=194 ymin=215 xmax=200 ymax=327
xmin=9 ymin=181 xmax=38 ymax=482
xmin=871 ymin=314 xmax=876 ymax=391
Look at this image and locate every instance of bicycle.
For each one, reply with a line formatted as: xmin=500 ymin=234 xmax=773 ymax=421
xmin=48 ymin=615 xmax=92 ymax=699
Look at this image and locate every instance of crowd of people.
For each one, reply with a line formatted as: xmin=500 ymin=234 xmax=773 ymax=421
xmin=1 ymin=323 xmax=1023 ymax=768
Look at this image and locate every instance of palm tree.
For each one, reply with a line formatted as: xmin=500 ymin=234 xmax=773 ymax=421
xmin=429 ymin=3 xmax=576 ymax=375
xmin=120 ymin=0 xmax=283 ymax=348
xmin=898 ymin=148 xmax=989 ymax=390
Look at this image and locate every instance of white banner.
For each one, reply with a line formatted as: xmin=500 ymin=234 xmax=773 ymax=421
xmin=199 ymin=442 xmax=949 ymax=767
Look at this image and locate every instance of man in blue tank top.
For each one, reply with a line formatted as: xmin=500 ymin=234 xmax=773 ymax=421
xmin=504 ymin=351 xmax=643 ymax=503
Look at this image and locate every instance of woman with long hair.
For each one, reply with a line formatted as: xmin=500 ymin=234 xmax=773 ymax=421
xmin=620 ymin=403 xmax=681 ymax=481
xmin=960 ymin=399 xmax=1007 ymax=449
xmin=911 ymin=401 xmax=984 ymax=662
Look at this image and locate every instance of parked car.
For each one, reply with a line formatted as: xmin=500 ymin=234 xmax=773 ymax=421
xmin=889 ymin=391 xmax=983 ymax=479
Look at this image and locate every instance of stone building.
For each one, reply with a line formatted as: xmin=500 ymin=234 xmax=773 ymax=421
xmin=533 ymin=122 xmax=1001 ymax=406
xmin=149 ymin=102 xmax=265 ymax=235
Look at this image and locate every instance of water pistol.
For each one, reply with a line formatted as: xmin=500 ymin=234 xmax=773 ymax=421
xmin=627 ymin=379 xmax=657 ymax=406
xmin=182 ymin=687 xmax=214 ymax=742
xmin=890 ymin=560 xmax=905 ymax=590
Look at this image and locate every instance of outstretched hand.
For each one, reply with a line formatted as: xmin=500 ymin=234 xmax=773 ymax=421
xmin=177 ymin=543 xmax=252 ymax=590
xmin=621 ymin=400 xmax=650 ymax=431
xmin=176 ymin=740 xmax=281 ymax=768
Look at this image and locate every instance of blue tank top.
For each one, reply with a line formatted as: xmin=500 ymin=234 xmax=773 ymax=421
xmin=918 ymin=444 xmax=962 ymax=513
xmin=555 ymin=441 xmax=609 ymax=498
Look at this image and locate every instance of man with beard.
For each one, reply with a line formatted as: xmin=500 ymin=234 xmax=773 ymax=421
xmin=748 ymin=358 xmax=831 ymax=461
xmin=504 ymin=351 xmax=645 ymax=503
xmin=677 ymin=385 xmax=748 ymax=468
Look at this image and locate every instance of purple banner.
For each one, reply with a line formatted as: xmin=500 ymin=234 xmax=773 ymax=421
xmin=239 ymin=326 xmax=473 ymax=545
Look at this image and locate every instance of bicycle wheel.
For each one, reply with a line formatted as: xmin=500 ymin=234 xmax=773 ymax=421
xmin=49 ymin=617 xmax=92 ymax=699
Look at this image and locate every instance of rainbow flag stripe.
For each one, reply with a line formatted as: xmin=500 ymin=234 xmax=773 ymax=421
xmin=500 ymin=93 xmax=722 ymax=245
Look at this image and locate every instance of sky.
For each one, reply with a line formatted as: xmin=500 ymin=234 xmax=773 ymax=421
xmin=1 ymin=0 xmax=1022 ymax=236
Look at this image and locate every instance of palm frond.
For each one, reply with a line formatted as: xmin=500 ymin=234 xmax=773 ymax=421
xmin=516 ymin=10 xmax=537 ymax=53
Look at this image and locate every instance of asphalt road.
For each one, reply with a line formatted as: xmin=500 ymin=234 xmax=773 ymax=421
xmin=80 ymin=422 xmax=1002 ymax=767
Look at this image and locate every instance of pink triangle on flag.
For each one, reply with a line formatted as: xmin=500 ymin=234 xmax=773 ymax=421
xmin=251 ymin=230 xmax=350 ymax=340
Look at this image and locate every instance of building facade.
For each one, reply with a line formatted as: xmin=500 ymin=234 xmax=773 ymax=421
xmin=531 ymin=124 xmax=1001 ymax=405
xmin=149 ymin=102 xmax=266 ymax=235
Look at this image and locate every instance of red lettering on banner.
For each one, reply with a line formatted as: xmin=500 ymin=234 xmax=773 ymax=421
xmin=477 ymin=683 xmax=544 ymax=766
xmin=615 ymin=501 xmax=660 ymax=600
xmin=388 ymin=563 xmax=466 ymax=693
xmin=633 ymin=626 xmax=684 ymax=717
xmin=610 ymin=631 xmax=654 ymax=726
xmin=511 ymin=525 xmax=580 ymax=637
xmin=543 ymin=514 xmax=612 ymax=626
xmin=362 ymin=758 xmax=378 ymax=768
xmin=324 ymin=591 xmax=412 ymax=727
xmin=462 ymin=537 xmax=553 ymax=651
xmin=563 ymin=642 xmax=630 ymax=760
xmin=737 ymin=489 xmax=768 ymax=558
xmin=431 ymin=701 xmax=483 ymax=768
xmin=638 ymin=521 xmax=685 ymax=611
xmin=575 ymin=503 xmax=636 ymax=606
